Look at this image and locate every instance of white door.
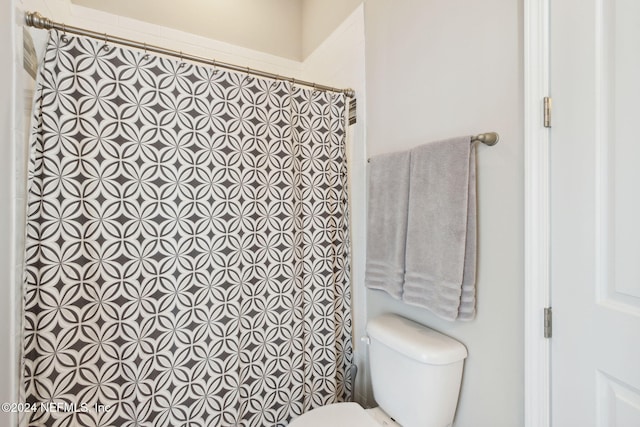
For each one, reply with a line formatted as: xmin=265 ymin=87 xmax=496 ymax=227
xmin=550 ymin=0 xmax=640 ymax=425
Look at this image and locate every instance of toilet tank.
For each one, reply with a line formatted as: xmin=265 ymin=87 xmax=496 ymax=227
xmin=366 ymin=314 xmax=467 ymax=427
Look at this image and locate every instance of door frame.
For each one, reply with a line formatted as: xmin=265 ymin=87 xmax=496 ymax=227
xmin=524 ymin=0 xmax=551 ymax=426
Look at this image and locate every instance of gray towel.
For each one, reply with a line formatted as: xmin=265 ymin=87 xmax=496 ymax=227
xmin=365 ymin=151 xmax=411 ymax=299
xmin=402 ymin=136 xmax=477 ymax=321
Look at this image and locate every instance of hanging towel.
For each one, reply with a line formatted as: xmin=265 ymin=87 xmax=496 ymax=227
xmin=365 ymin=151 xmax=411 ymax=299
xmin=402 ymin=136 xmax=477 ymax=321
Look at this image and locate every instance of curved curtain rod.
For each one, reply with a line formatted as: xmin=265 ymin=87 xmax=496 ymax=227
xmin=24 ymin=11 xmax=356 ymax=98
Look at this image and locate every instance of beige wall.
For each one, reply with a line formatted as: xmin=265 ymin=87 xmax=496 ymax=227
xmin=364 ymin=0 xmax=524 ymax=425
xmin=70 ymin=0 xmax=364 ymax=60
xmin=301 ymin=0 xmax=362 ymax=58
xmin=72 ymin=0 xmax=303 ymax=59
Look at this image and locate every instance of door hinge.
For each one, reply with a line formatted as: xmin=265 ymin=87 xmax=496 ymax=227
xmin=544 ymin=307 xmax=552 ymax=338
xmin=543 ymin=97 xmax=552 ymax=128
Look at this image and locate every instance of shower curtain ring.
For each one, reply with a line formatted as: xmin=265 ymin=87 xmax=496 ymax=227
xmin=179 ymin=51 xmax=185 ymax=68
xmin=61 ymin=24 xmax=69 ymax=43
xmin=102 ymin=33 xmax=109 ymax=51
xmin=211 ymin=59 xmax=218 ymax=74
xmin=142 ymin=43 xmax=149 ymax=61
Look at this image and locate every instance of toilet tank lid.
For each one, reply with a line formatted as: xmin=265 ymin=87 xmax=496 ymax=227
xmin=366 ymin=314 xmax=468 ymax=364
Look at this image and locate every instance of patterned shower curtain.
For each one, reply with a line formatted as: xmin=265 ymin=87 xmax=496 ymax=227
xmin=21 ymin=31 xmax=352 ymax=427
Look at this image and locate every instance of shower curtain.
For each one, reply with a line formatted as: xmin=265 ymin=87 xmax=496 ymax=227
xmin=22 ymin=31 xmax=352 ymax=427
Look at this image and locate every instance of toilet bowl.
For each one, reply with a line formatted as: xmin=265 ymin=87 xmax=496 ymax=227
xmin=288 ymin=314 xmax=467 ymax=427
xmin=288 ymin=402 xmax=400 ymax=427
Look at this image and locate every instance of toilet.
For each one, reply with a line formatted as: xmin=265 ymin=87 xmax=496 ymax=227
xmin=289 ymin=313 xmax=468 ymax=427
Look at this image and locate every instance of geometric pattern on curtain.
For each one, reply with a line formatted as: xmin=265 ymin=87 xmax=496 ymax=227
xmin=22 ymin=31 xmax=352 ymax=427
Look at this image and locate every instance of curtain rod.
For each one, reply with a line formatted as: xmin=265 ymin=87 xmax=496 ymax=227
xmin=24 ymin=11 xmax=356 ymax=98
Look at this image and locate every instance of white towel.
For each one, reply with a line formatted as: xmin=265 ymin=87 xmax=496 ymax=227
xmin=402 ymin=136 xmax=477 ymax=320
xmin=365 ymin=151 xmax=411 ymax=299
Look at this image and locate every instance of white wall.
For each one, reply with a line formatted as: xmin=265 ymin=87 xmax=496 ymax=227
xmin=1 ymin=0 xmax=19 ymax=426
xmin=9 ymin=0 xmax=523 ymax=425
xmin=364 ymin=0 xmax=524 ymax=426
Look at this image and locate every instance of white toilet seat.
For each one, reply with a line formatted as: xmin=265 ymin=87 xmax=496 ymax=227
xmin=288 ymin=402 xmax=380 ymax=427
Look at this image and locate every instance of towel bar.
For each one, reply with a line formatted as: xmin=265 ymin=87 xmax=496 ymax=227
xmin=472 ymin=132 xmax=499 ymax=145
xmin=367 ymin=132 xmax=499 ymax=163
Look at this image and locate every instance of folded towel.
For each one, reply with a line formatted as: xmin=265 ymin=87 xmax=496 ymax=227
xmin=402 ymin=136 xmax=477 ymax=320
xmin=365 ymin=151 xmax=411 ymax=299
